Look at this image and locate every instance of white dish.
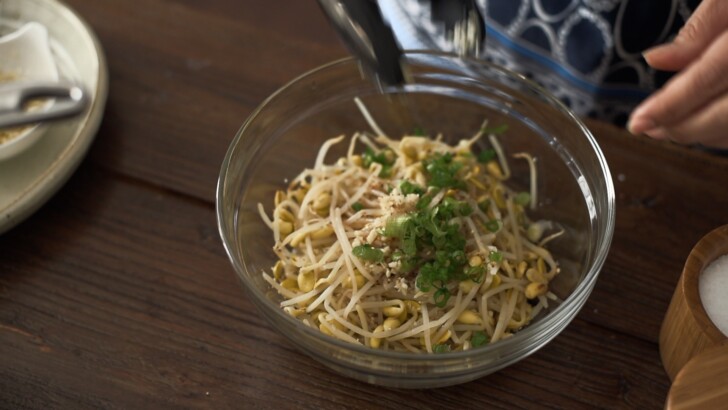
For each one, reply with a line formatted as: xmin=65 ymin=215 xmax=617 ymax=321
xmin=0 ymin=21 xmax=59 ymax=160
xmin=0 ymin=0 xmax=108 ymax=234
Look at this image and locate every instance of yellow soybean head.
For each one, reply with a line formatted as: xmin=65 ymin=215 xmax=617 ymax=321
xmin=310 ymin=225 xmax=334 ymax=240
xmin=283 ymin=307 xmax=305 ymax=317
xmin=382 ymin=301 xmax=404 ymax=317
xmin=312 ymin=192 xmax=331 ymax=214
xmin=469 ymin=255 xmax=483 ymax=267
xmin=281 ymin=277 xmax=298 ymax=291
xmin=289 ymin=231 xmax=308 ymax=247
xmin=404 ymin=300 xmax=420 ymax=314
xmin=272 ymin=260 xmax=285 ymax=280
xmin=296 ymin=297 xmax=314 ymax=309
xmin=492 ymin=186 xmax=506 ymax=209
xmin=370 ymin=325 xmax=385 ymax=348
xmin=486 ymin=161 xmax=504 ymax=179
xmin=420 ymin=329 xmax=453 ymax=346
xmin=437 ymin=330 xmax=452 ymax=344
xmin=456 ymin=310 xmax=482 ymax=325
xmin=383 ymin=317 xmax=401 ymax=331
xmin=289 ymin=187 xmax=307 ymax=204
xmin=459 ymin=279 xmax=477 ymax=294
xmin=526 ymin=222 xmax=544 ymax=242
xmin=319 ymin=322 xmax=334 ymax=336
xmin=507 ymin=310 xmax=530 ymax=330
xmin=297 ymin=270 xmax=315 ymax=292
xmin=274 ymin=190 xmax=286 ymax=207
xmin=491 ymin=274 xmax=503 ymax=290
xmin=525 ymin=282 xmax=548 ymax=299
xmin=278 ymin=221 xmax=294 ymax=237
xmin=350 ymin=154 xmax=363 ymax=167
xmin=314 ymin=277 xmax=330 ymax=290
xmin=526 ymin=268 xmax=546 ymax=284
xmin=342 ymin=271 xmax=366 ymax=289
xmin=468 ymin=176 xmax=487 ymax=191
xmin=397 ymin=309 xmax=408 ymax=323
xmin=277 ymin=208 xmax=296 ymax=223
xmin=516 ymin=261 xmax=528 ymax=278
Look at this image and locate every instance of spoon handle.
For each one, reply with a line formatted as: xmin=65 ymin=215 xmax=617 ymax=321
xmin=0 ymin=81 xmax=88 ymax=128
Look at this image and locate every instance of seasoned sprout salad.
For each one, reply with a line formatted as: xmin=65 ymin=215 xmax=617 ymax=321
xmin=258 ymin=99 xmax=563 ymax=353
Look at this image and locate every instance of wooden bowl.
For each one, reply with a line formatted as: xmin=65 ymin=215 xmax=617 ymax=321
xmin=665 ymin=343 xmax=728 ymax=409
xmin=659 ymin=224 xmax=728 ymax=380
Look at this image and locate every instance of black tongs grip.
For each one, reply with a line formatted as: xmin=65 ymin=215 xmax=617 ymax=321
xmin=318 ymin=0 xmax=404 ymax=86
xmin=318 ymin=0 xmax=485 ymax=87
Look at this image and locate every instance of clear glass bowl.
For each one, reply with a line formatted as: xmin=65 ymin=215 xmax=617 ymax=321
xmin=217 ymin=52 xmax=615 ymax=388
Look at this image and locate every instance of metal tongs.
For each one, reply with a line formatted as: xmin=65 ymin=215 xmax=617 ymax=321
xmin=318 ymin=0 xmax=485 ymax=87
xmin=0 ymin=81 xmax=88 ymax=129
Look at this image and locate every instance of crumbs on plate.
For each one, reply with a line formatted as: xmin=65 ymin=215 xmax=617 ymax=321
xmin=0 ymin=70 xmax=32 ymax=144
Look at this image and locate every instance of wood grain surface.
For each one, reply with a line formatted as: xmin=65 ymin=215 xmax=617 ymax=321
xmin=2 ymin=1 xmax=728 ymax=408
xmin=666 ymin=343 xmax=728 ymax=410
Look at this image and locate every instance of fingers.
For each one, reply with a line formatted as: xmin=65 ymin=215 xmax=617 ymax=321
xmin=643 ymin=0 xmax=728 ymax=71
xmin=629 ymin=31 xmax=728 ymax=136
xmin=639 ymin=94 xmax=728 ymax=149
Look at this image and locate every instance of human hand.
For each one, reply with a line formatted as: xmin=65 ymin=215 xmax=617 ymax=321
xmin=628 ymin=0 xmax=728 ymax=149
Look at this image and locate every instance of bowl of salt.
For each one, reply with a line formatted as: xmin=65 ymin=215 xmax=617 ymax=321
xmin=659 ymin=224 xmax=728 ymax=380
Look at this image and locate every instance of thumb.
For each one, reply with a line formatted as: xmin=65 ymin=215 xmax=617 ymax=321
xmin=643 ymin=0 xmax=728 ymax=71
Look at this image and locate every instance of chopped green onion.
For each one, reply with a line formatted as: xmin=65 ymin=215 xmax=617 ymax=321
xmin=485 ymin=219 xmax=500 ymax=232
xmin=482 ymin=123 xmax=509 ymax=135
xmin=352 ymin=244 xmax=384 ymax=263
xmin=416 ymin=193 xmax=434 ymax=210
xmin=466 ymin=265 xmax=485 ymax=283
xmin=489 ymin=251 xmax=503 ymax=263
xmin=400 ymin=180 xmax=425 ymax=196
xmin=433 ymin=344 xmax=451 ymax=353
xmin=423 ymin=153 xmax=465 ymax=189
xmin=352 ymin=202 xmax=363 ymax=212
xmin=433 ymin=287 xmax=450 ymax=307
xmin=471 ymin=331 xmax=489 ymax=347
xmin=478 ymin=200 xmax=490 ymax=213
xmin=362 ymin=147 xmax=396 ymax=178
xmin=412 ymin=126 xmax=426 ymax=136
xmin=382 ymin=215 xmax=411 ymax=238
xmin=478 ymin=149 xmax=497 ymax=163
xmin=392 ymin=250 xmax=418 ymax=273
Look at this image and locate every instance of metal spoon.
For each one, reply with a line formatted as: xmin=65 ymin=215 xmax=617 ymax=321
xmin=0 ymin=81 xmax=88 ymax=129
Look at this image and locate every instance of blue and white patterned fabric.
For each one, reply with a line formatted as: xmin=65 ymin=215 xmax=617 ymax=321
xmin=379 ymin=0 xmax=701 ymax=125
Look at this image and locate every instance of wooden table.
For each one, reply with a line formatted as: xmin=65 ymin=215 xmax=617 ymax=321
xmin=2 ymin=1 xmax=727 ymax=408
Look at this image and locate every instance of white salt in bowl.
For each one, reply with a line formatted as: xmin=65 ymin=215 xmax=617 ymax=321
xmin=699 ymin=254 xmax=728 ymax=337
xmin=0 ymin=21 xmax=58 ymax=161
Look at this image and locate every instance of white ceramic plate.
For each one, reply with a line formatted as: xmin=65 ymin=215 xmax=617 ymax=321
xmin=0 ymin=0 xmax=108 ymax=234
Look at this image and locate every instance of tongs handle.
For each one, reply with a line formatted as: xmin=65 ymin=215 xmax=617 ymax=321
xmin=0 ymin=81 xmax=88 ymax=128
xmin=318 ymin=0 xmax=485 ymax=87
xmin=318 ymin=0 xmax=404 ymax=86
